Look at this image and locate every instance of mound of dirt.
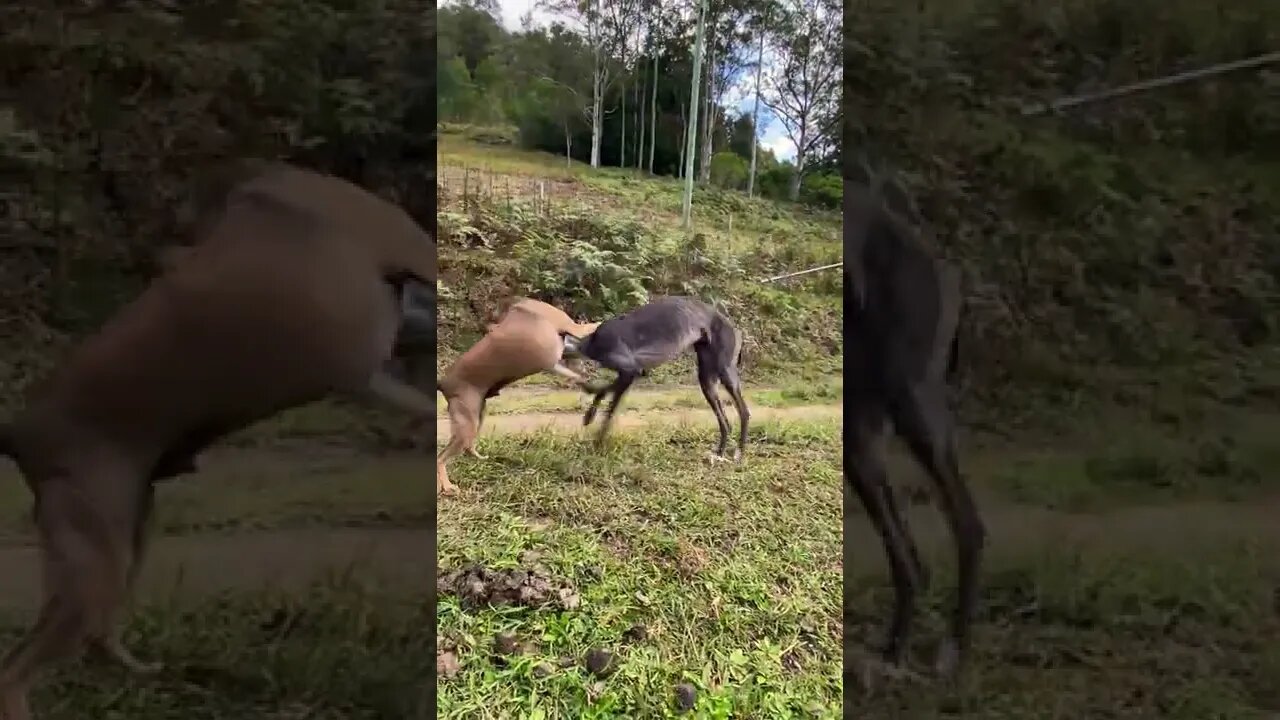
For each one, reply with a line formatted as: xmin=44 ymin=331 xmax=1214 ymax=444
xmin=437 ymin=564 xmax=581 ymax=610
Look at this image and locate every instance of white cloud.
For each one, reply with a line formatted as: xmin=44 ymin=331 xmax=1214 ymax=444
xmin=494 ymin=0 xmax=553 ymax=31
xmin=760 ymin=131 xmax=795 ymax=162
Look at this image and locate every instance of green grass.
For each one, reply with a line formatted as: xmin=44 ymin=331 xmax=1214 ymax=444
xmin=2 ymin=389 xmax=1276 ymax=718
xmin=0 ymin=444 xmax=433 ymax=719
xmin=977 ymin=408 xmax=1280 ymax=511
xmin=842 ymin=406 xmax=1280 ymax=718
xmin=1 ymin=581 xmax=432 ymax=720
xmin=846 ymin=538 xmax=1280 ymax=718
xmin=445 ymin=381 xmax=845 ymax=416
xmin=436 ymin=419 xmax=844 ymax=719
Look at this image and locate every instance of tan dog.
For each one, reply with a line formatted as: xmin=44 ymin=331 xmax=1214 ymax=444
xmin=0 ymin=161 xmax=436 ymax=720
xmin=436 ymin=298 xmax=598 ymax=495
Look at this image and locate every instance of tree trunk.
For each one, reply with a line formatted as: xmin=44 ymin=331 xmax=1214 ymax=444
xmin=788 ymin=126 xmax=806 ymax=201
xmin=620 ymin=77 xmax=627 ymax=167
xmin=590 ymin=31 xmax=605 ymax=168
xmin=747 ymin=24 xmax=765 ymax=197
xmin=565 ymin=122 xmax=573 ymax=169
xmin=682 ymin=0 xmax=707 ymax=228
xmin=648 ymin=52 xmax=658 ymax=174
xmin=678 ymin=103 xmax=687 ymax=179
xmin=636 ymin=58 xmax=645 ymax=171
xmin=698 ymin=40 xmax=716 ymax=183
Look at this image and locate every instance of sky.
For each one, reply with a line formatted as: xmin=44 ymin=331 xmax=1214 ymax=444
xmin=490 ymin=0 xmax=797 ymax=162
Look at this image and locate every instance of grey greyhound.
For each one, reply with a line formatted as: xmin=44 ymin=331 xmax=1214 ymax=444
xmin=844 ymin=174 xmax=985 ymax=682
xmin=574 ymin=296 xmax=749 ymax=460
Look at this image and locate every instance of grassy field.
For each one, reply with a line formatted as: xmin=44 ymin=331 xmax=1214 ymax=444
xmin=435 ymin=413 xmax=844 ymax=719
xmin=845 ymin=407 xmax=1280 ymax=719
xmin=428 ymin=386 xmax=1280 ymax=719
xmin=433 ymin=130 xmax=846 ymax=716
xmin=0 ymin=443 xmax=434 ymax=719
xmin=0 ymin=382 xmax=1276 ymax=717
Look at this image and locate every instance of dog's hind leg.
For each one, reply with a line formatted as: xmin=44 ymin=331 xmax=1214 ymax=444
xmin=717 ymin=363 xmax=750 ymax=462
xmin=90 ymin=482 xmax=163 ymax=675
xmin=710 ymin=319 xmax=750 ymax=461
xmin=694 ymin=344 xmax=731 ymax=459
xmin=891 ymin=379 xmax=983 ymax=678
xmin=468 ymin=397 xmax=488 ymax=460
xmin=437 ymin=396 xmax=480 ymax=495
xmin=1 ymin=471 xmax=150 ymax=718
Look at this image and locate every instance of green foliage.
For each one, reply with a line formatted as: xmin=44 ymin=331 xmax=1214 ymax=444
xmin=708 ymin=151 xmax=749 ymax=190
xmin=847 ymin=0 xmax=1280 ymax=411
xmin=434 ymin=138 xmax=842 ymax=382
xmin=436 ymin=3 xmax=836 ymax=208
xmin=0 ymin=0 xmax=436 ymax=391
xmin=798 ymin=171 xmax=840 ymax=210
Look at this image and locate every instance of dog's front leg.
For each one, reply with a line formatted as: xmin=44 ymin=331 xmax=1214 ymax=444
xmin=582 ymin=380 xmax=614 ymax=427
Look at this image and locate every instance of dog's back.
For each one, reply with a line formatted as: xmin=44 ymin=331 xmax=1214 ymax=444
xmin=439 ymin=304 xmax=566 ymax=399
xmin=495 ymin=297 xmax=598 ymax=338
xmin=582 ymin=296 xmax=725 ymax=369
xmin=6 ymin=164 xmax=419 ymax=475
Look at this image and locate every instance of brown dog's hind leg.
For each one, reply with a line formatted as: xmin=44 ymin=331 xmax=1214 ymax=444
xmin=438 ymin=396 xmax=480 ymax=495
xmin=0 ymin=474 xmax=148 ymax=718
xmin=89 ymin=483 xmax=162 ymax=675
xmin=467 ymin=397 xmax=489 ymax=460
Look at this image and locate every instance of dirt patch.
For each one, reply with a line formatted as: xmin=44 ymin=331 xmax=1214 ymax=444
xmin=437 ymin=564 xmax=581 ymax=610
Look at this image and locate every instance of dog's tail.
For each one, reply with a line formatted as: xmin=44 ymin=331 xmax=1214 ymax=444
xmin=732 ymin=322 xmax=744 ymax=369
xmin=946 ymin=325 xmax=960 ymax=383
xmin=708 ymin=311 xmax=744 ymax=370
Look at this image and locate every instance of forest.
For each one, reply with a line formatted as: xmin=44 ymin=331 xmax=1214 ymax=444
xmin=437 ymin=0 xmax=841 ymax=208
xmin=0 ymin=0 xmax=436 ymax=400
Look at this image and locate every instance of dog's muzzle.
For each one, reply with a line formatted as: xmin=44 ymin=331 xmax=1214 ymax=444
xmin=561 ymin=333 xmax=583 ymax=356
xmin=395 ymin=278 xmax=436 ymax=351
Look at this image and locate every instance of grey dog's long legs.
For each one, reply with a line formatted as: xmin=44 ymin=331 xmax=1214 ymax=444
xmin=694 ymin=345 xmax=731 ymax=456
xmin=845 ymin=399 xmax=922 ymax=665
xmin=891 ymin=381 xmax=984 ymax=676
xmin=594 ymin=372 xmax=636 ymax=446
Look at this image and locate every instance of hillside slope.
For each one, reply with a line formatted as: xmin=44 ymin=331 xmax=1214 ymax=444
xmin=435 ymin=126 xmax=843 ymax=386
xmin=848 ymin=0 xmax=1280 ymax=425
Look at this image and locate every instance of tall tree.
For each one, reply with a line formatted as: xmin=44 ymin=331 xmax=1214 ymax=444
xmin=746 ymin=1 xmax=774 ymax=196
xmin=682 ymin=0 xmax=708 ymax=228
xmin=540 ymin=0 xmax=625 ymax=167
xmin=762 ymin=0 xmax=840 ymax=200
